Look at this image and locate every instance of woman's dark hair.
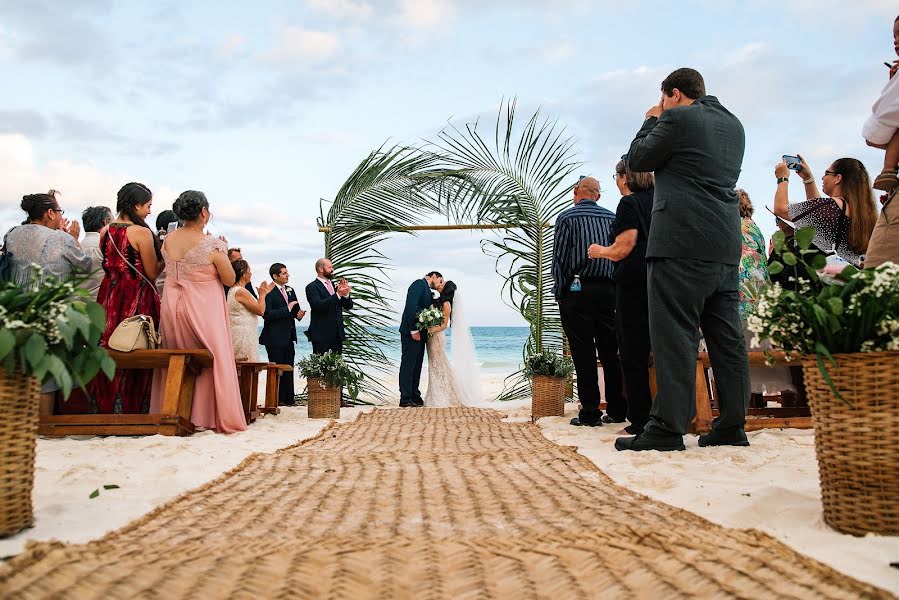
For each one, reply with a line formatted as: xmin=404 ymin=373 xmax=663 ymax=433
xmin=433 ymin=280 xmax=457 ymax=308
xmin=829 ymin=158 xmax=877 ymax=254
xmin=615 ymin=159 xmax=654 ymax=193
xmin=231 ymin=259 xmax=249 ymax=282
xmin=21 ymin=191 xmax=58 ymax=222
xmin=172 ymin=190 xmax=209 ymax=222
xmin=155 ymin=209 xmax=177 ymax=233
xmin=661 ymin=67 xmax=706 ymax=99
xmin=117 ymin=182 xmax=162 ymax=260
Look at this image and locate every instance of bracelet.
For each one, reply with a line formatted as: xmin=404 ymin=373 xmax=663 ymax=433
xmin=802 ymin=176 xmax=814 ymax=185
xmin=776 ymin=177 xmax=789 ymax=184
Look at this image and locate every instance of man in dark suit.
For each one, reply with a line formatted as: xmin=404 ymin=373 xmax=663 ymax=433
xmin=304 ymin=258 xmax=353 ymax=354
xmin=398 ymin=271 xmax=442 ymax=407
xmin=260 ymin=263 xmax=306 ymax=406
xmin=616 ymin=68 xmax=749 ymax=452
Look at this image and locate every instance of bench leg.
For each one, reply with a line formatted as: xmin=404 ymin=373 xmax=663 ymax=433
xmin=160 ymin=355 xmax=195 ymax=436
xmin=262 ymin=369 xmax=282 ymax=416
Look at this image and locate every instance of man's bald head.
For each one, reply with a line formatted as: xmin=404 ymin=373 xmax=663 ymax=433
xmin=574 ymin=176 xmax=601 ymax=203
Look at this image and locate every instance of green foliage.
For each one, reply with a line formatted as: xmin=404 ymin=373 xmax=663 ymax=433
xmin=749 ymin=230 xmax=899 ymax=403
xmin=0 ymin=268 xmax=114 ymax=399
xmin=523 ymin=350 xmax=574 ymax=379
xmin=297 ymin=351 xmax=363 ymax=400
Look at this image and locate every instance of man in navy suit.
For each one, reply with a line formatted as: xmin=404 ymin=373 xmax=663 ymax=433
xmin=398 ymin=271 xmax=442 ymax=407
xmin=260 ymin=263 xmax=306 ymax=406
xmin=304 ymin=258 xmax=353 ymax=354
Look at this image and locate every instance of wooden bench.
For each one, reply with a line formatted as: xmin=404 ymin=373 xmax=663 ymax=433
xmin=260 ymin=364 xmax=293 ymax=416
xmin=39 ymin=349 xmax=214 ymax=437
xmin=235 ymin=362 xmax=272 ymax=424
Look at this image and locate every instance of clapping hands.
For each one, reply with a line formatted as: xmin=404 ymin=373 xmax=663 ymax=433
xmin=257 ymin=281 xmax=275 ymax=297
xmin=62 ymin=218 xmax=81 ymax=239
xmin=337 ymin=278 xmax=351 ymax=296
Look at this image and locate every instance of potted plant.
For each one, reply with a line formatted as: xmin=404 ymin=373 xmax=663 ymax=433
xmin=747 ymin=227 xmax=899 ymax=536
xmin=0 ymin=269 xmax=114 ymax=537
xmin=297 ymin=351 xmax=362 ymax=419
xmin=525 ymin=349 xmax=574 ymax=422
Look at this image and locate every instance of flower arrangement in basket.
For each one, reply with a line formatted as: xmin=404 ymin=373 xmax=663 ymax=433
xmin=746 ymin=227 xmax=899 ymax=402
xmin=297 ymin=351 xmax=363 ymax=400
xmin=416 ymin=306 xmax=443 ymax=337
xmin=747 ymin=226 xmax=899 ymax=536
xmin=0 ymin=267 xmax=115 ymax=396
xmin=525 ymin=350 xmax=574 ymax=422
xmin=0 ymin=267 xmax=113 ymax=537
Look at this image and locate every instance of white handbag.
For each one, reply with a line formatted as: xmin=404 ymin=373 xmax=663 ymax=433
xmin=108 ymin=315 xmax=160 ymax=351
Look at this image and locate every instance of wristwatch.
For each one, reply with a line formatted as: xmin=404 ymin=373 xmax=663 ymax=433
xmin=776 ymin=177 xmax=789 ymax=184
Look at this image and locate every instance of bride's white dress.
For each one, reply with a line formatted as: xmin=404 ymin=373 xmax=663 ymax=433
xmin=424 ymin=329 xmax=466 ymax=407
xmin=423 ymin=292 xmax=484 ymax=407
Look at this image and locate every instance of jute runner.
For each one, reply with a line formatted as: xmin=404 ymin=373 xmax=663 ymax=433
xmin=0 ymin=408 xmax=892 ymax=599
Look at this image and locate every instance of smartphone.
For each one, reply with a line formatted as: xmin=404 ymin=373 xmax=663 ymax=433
xmin=783 ymin=155 xmax=802 ymax=171
xmin=166 ymin=221 xmax=179 ymax=234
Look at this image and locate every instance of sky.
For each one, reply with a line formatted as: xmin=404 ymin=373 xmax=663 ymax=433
xmin=1 ymin=0 xmax=896 ymax=325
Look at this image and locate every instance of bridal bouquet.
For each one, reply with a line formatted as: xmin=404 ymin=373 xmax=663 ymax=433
xmin=416 ymin=306 xmax=443 ymax=335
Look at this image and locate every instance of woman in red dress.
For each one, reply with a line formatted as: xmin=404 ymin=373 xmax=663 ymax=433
xmin=91 ymin=182 xmax=162 ymax=413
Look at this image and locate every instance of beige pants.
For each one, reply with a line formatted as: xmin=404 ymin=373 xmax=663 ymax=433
xmin=865 ymin=196 xmax=899 ymax=268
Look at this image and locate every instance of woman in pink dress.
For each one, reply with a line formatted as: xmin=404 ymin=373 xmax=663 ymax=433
xmin=149 ymin=191 xmax=246 ymax=433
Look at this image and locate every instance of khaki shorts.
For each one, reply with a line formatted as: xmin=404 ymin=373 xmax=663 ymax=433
xmin=865 ymin=196 xmax=899 ymax=268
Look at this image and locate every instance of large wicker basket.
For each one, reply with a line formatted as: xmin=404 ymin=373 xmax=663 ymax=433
xmin=531 ymin=375 xmax=566 ymax=423
xmin=0 ymin=369 xmax=40 ymax=537
xmin=307 ymin=378 xmax=340 ymax=419
xmin=802 ymin=351 xmax=899 ymax=536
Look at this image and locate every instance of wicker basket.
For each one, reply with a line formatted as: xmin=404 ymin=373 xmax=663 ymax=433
xmin=531 ymin=375 xmax=566 ymax=422
xmin=307 ymin=378 xmax=341 ymax=419
xmin=0 ymin=369 xmax=40 ymax=538
xmin=802 ymin=351 xmax=899 ymax=536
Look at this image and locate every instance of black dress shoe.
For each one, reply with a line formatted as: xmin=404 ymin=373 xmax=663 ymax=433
xmin=570 ymin=417 xmax=602 ymax=427
xmin=698 ymin=428 xmax=749 ymax=447
xmin=399 ymin=402 xmax=416 ymax=408
xmin=624 ymin=423 xmax=644 ymax=436
xmin=279 ymin=401 xmax=296 ymax=407
xmin=601 ymin=414 xmax=625 ymax=424
xmin=615 ymin=431 xmax=685 ymax=452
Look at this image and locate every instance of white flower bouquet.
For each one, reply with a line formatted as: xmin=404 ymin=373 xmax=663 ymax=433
xmin=416 ymin=306 xmax=444 ymax=336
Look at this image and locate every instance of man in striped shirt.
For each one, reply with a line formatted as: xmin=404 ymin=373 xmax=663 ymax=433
xmin=552 ymin=176 xmax=624 ymax=427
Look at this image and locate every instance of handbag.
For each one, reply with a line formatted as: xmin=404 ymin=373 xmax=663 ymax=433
xmin=106 ymin=227 xmax=161 ymax=352
xmin=108 ymin=315 xmax=159 ymax=351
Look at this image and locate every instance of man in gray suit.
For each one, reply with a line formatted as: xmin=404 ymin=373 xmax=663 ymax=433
xmin=615 ymin=68 xmax=750 ymax=452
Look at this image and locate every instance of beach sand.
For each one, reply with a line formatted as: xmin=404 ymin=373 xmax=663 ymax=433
xmin=2 ymin=373 xmax=897 ymax=593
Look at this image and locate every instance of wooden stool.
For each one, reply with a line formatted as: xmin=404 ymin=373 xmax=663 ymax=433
xmin=260 ymin=364 xmax=293 ymax=416
xmin=236 ymin=362 xmax=269 ymax=424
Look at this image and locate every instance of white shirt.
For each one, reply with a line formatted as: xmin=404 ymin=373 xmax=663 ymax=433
xmin=79 ymin=231 xmax=105 ymax=299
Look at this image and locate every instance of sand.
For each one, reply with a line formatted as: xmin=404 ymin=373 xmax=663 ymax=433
xmin=1 ymin=373 xmax=897 ymax=594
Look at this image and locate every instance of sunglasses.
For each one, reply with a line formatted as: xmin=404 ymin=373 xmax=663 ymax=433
xmin=824 ymin=170 xmax=840 ymax=177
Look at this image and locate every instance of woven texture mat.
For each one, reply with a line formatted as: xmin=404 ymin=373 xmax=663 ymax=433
xmin=0 ymin=408 xmax=892 ymax=599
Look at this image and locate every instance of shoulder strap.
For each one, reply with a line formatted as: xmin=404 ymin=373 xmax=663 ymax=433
xmin=109 ymin=231 xmax=161 ymax=299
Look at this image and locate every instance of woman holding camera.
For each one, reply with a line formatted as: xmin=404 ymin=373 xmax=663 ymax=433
xmin=773 ymin=156 xmax=877 ymax=268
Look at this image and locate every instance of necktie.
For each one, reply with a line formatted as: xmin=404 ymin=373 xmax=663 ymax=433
xmin=280 ymin=286 xmax=289 ymax=303
xmin=324 ymin=279 xmax=335 ymax=295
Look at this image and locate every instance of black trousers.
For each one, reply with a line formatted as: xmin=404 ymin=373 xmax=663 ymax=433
xmin=559 ymin=279 xmax=623 ymax=423
xmin=645 ymin=258 xmax=749 ymax=436
xmin=265 ymin=344 xmax=296 ymax=406
xmin=616 ymin=277 xmax=652 ymax=428
xmin=311 ymin=339 xmax=343 ymax=355
xmin=398 ymin=333 xmax=426 ymax=406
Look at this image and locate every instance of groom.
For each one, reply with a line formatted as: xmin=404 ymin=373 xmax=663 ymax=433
xmin=398 ymin=271 xmax=443 ymax=407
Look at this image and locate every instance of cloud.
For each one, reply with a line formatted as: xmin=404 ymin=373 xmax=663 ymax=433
xmin=0 ymin=109 xmax=49 ymax=137
xmin=305 ymin=0 xmax=375 ymax=20
xmin=216 ymin=33 xmax=246 ymax=60
xmin=392 ymin=0 xmax=456 ymax=44
xmin=260 ymin=27 xmax=341 ymax=66
xmin=536 ymin=40 xmax=577 ymax=64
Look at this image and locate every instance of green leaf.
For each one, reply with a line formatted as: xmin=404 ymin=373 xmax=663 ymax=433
xmin=794 ymin=227 xmax=815 ymax=250
xmin=810 ymin=254 xmax=827 ymax=270
xmin=68 ymin=310 xmax=91 ymax=341
xmin=100 ymin=353 xmax=117 ymax=381
xmin=23 ymin=334 xmax=47 ymax=372
xmin=827 ymin=297 xmax=843 ymax=315
xmin=89 ymin=489 xmax=99 ymax=499
xmin=781 ymin=252 xmax=797 ymax=266
xmin=0 ymin=328 xmax=14 ymax=361
xmin=771 ymin=229 xmax=786 ymax=253
xmin=767 ymin=261 xmax=784 ymax=275
xmin=103 ymin=484 xmax=119 ymax=490
xmin=85 ymin=301 xmax=106 ymax=332
xmin=837 ymin=265 xmax=859 ymax=282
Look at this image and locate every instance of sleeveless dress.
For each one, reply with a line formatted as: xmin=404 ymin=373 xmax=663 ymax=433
xmin=91 ymin=224 xmax=160 ymax=413
xmin=149 ymin=235 xmax=246 ymax=433
xmin=423 ymin=315 xmax=467 ymax=407
xmin=227 ymin=286 xmax=260 ymax=362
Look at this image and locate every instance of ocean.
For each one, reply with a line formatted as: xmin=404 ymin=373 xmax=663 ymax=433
xmin=258 ymin=326 xmax=530 ymax=376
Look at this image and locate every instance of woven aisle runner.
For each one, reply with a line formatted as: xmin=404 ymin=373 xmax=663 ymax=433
xmin=0 ymin=408 xmax=892 ymax=599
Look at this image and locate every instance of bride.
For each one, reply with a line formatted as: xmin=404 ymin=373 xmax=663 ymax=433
xmin=423 ymin=280 xmax=484 ymax=407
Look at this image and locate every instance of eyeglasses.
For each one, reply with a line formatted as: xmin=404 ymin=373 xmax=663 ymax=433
xmin=50 ymin=208 xmax=65 ymax=215
xmin=824 ymin=170 xmax=840 ymax=177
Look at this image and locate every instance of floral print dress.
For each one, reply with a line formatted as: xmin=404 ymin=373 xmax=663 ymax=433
xmin=739 ymin=217 xmax=768 ymax=320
